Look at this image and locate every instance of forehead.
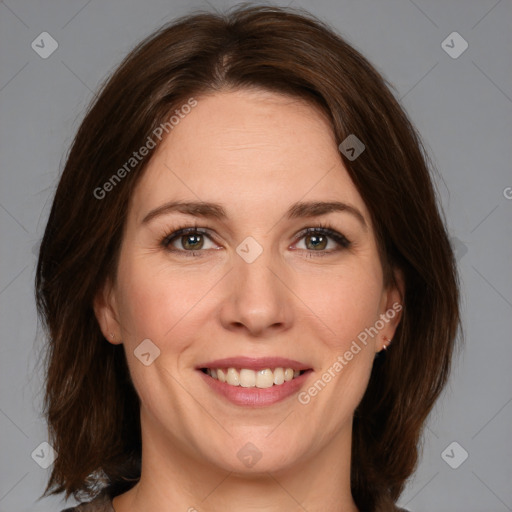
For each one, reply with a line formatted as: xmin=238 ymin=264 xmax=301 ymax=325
xmin=130 ymin=89 xmax=369 ymax=223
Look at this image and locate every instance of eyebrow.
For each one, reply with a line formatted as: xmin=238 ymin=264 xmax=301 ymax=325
xmin=141 ymin=200 xmax=367 ymax=228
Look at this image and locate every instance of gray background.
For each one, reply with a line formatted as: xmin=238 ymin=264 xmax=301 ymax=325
xmin=1 ymin=0 xmax=511 ymax=511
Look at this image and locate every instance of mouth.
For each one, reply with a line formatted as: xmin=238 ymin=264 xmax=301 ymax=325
xmin=196 ymin=357 xmax=313 ymax=407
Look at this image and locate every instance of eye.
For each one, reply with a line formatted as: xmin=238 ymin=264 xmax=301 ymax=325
xmin=161 ymin=226 xmax=219 ymax=257
xmin=160 ymin=223 xmax=351 ymax=258
xmin=293 ymin=225 xmax=351 ymax=256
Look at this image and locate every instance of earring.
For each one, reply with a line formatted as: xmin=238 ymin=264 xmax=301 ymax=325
xmin=381 ymin=335 xmax=391 ymax=352
xmin=110 ymin=332 xmax=115 ymax=340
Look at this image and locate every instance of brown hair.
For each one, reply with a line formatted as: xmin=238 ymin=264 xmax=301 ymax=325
xmin=35 ymin=4 xmax=461 ymax=511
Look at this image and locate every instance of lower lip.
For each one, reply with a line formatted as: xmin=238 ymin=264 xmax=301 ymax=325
xmin=198 ymin=370 xmax=312 ymax=407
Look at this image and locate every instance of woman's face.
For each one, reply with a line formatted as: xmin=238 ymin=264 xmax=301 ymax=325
xmin=96 ymin=88 xmax=402 ymax=475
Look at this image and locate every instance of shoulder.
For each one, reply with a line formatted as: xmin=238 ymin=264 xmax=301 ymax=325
xmin=60 ymin=490 xmax=114 ymax=512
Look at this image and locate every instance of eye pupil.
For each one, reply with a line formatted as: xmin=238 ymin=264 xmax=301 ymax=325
xmin=306 ymin=234 xmax=327 ymax=250
xmin=182 ymin=234 xmax=203 ymax=250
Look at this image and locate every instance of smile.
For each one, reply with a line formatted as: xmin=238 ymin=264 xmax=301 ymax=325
xmin=196 ymin=356 xmax=313 ymax=406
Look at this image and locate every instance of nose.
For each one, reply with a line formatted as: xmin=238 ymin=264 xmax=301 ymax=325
xmin=218 ymin=244 xmax=293 ymax=338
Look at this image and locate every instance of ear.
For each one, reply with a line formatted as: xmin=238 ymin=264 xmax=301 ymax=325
xmin=93 ymin=276 xmax=122 ymax=345
xmin=377 ymin=268 xmax=405 ymax=352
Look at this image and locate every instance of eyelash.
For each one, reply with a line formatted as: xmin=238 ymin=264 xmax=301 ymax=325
xmin=160 ymin=222 xmax=351 ymax=258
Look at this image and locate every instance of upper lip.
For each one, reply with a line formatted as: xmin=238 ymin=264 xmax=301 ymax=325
xmin=197 ymin=356 xmax=312 ymax=371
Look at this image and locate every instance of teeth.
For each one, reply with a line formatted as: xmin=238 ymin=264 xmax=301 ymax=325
xmin=273 ymin=367 xmax=284 ymax=385
xmin=256 ymin=369 xmax=274 ymax=388
xmin=226 ymin=368 xmax=240 ymax=386
xmin=240 ymin=369 xmax=256 ymax=388
xmin=205 ymin=367 xmax=304 ymax=388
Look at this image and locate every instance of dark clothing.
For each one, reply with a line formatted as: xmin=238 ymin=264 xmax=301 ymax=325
xmin=60 ymin=490 xmax=114 ymax=511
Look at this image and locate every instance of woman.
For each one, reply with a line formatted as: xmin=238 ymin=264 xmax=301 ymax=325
xmin=36 ymin=4 xmax=460 ymax=512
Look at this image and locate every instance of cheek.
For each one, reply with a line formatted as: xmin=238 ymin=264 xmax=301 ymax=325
xmin=116 ymin=248 xmax=166 ymax=322
xmin=306 ymin=258 xmax=384 ymax=414
xmin=296 ymin=258 xmax=384 ymax=350
xmin=115 ymin=252 xmax=215 ymax=351
xmin=113 ymin=255 xmax=200 ymax=407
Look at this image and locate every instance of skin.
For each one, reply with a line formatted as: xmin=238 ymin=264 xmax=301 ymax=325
xmin=94 ymin=88 xmax=403 ymax=512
